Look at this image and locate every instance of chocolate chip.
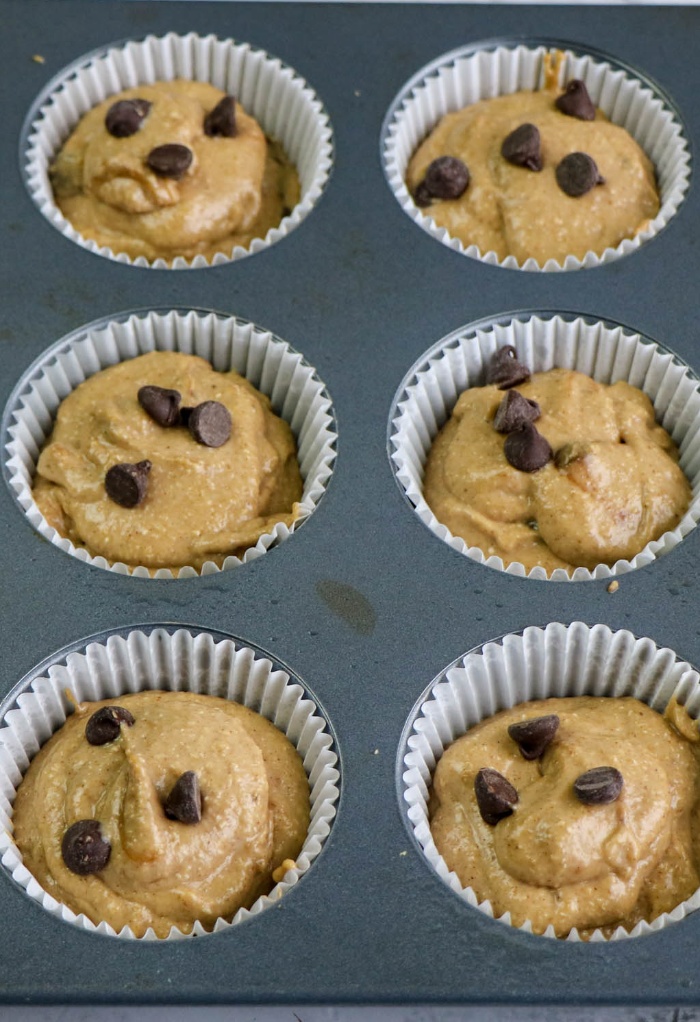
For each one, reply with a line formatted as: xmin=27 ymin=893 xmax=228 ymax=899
xmin=555 ymin=152 xmax=604 ymax=198
xmin=501 ymin=123 xmax=543 ymax=171
xmin=504 ymin=424 xmax=553 ymax=473
xmin=85 ymin=705 xmax=135 ymax=746
xmin=61 ymin=820 xmax=111 ymax=875
xmin=146 ymin=144 xmax=193 ymax=180
xmin=555 ymin=79 xmax=596 ymax=122
xmin=486 ymin=346 xmax=531 ymax=390
xmin=413 ymin=182 xmax=433 ymax=208
xmin=179 ymin=406 xmax=194 ymax=427
xmin=138 ymin=385 xmax=181 ymax=427
xmin=492 ymin=390 xmax=541 ymax=433
xmin=508 ymin=715 xmax=559 ymax=760
xmin=419 ymin=156 xmax=470 ymax=202
xmin=188 ymin=401 xmax=231 ymax=448
xmin=573 ymin=766 xmax=623 ymax=805
xmin=105 ymin=460 xmax=152 ymax=508
xmin=164 ymin=771 xmax=202 ymax=824
xmin=204 ymin=95 xmax=237 ymax=138
xmin=105 ymin=98 xmax=152 ymax=138
xmin=474 ymin=767 xmax=518 ymax=825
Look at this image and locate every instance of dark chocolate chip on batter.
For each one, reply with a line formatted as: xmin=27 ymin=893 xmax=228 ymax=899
xmin=164 ymin=771 xmax=202 ymax=824
xmin=105 ymin=460 xmax=152 ymax=508
xmin=204 ymin=95 xmax=237 ymax=138
xmin=188 ymin=401 xmax=232 ymax=448
xmin=508 ymin=715 xmax=559 ymax=760
xmin=492 ymin=390 xmax=541 ymax=433
xmin=573 ymin=766 xmax=623 ymax=805
xmin=555 ymin=152 xmax=604 ymax=198
xmin=474 ymin=767 xmax=519 ymax=825
xmin=555 ymin=79 xmax=596 ymax=122
xmin=138 ymin=385 xmax=181 ymax=428
xmin=85 ymin=705 xmax=135 ymax=746
xmin=147 ymin=143 xmax=193 ymax=180
xmin=418 ymin=156 xmax=470 ymax=202
xmin=504 ymin=424 xmax=553 ymax=473
xmin=105 ymin=98 xmax=152 ymax=138
xmin=62 ymin=820 xmax=111 ymax=875
xmin=486 ymin=345 xmax=531 ymax=390
xmin=501 ymin=123 xmax=543 ymax=171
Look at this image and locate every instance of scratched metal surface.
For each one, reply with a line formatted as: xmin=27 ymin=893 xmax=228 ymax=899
xmin=2 ymin=0 xmax=700 ymax=1007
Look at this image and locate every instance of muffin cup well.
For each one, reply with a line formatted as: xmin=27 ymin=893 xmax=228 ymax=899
xmin=381 ymin=40 xmax=690 ymax=272
xmin=0 ymin=625 xmax=340 ymax=940
xmin=2 ymin=308 xmax=337 ymax=578
xmin=389 ymin=312 xmax=700 ymax=581
xmin=22 ymin=31 xmax=333 ymax=269
xmin=400 ymin=620 xmax=700 ymax=941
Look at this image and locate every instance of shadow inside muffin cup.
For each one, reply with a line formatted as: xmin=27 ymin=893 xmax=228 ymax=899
xmin=380 ymin=39 xmax=690 ymax=272
xmin=398 ymin=620 xmax=700 ymax=941
xmin=388 ymin=311 xmax=700 ymax=581
xmin=21 ymin=32 xmax=334 ymax=269
xmin=0 ymin=624 xmax=341 ymax=940
xmin=1 ymin=308 xmax=337 ymax=578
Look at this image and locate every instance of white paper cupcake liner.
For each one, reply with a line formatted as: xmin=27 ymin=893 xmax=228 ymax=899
xmin=389 ymin=312 xmax=700 ymax=581
xmin=381 ymin=41 xmax=690 ymax=272
xmin=401 ymin=620 xmax=700 ymax=941
xmin=22 ymin=32 xmax=333 ymax=269
xmin=2 ymin=308 xmax=337 ymax=578
xmin=0 ymin=625 xmax=340 ymax=941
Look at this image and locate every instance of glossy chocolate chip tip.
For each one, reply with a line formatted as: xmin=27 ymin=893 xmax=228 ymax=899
xmin=188 ymin=401 xmax=232 ymax=448
xmin=105 ymin=98 xmax=152 ymax=138
xmin=508 ymin=715 xmax=559 ymax=760
xmin=556 ymin=152 xmax=605 ymax=198
xmin=164 ymin=771 xmax=202 ymax=824
xmin=61 ymin=820 xmax=111 ymax=875
xmin=474 ymin=767 xmax=519 ymax=825
xmin=504 ymin=424 xmax=553 ymax=473
xmin=138 ymin=385 xmax=181 ymax=428
xmin=147 ymin=143 xmax=193 ymax=180
xmin=486 ymin=345 xmax=531 ymax=390
xmin=501 ymin=123 xmax=543 ymax=172
xmin=204 ymin=95 xmax=237 ymax=138
xmin=105 ymin=460 xmax=152 ymax=508
xmin=555 ymin=80 xmax=596 ymax=122
xmin=416 ymin=156 xmax=470 ymax=204
xmin=574 ymin=766 xmax=623 ymax=805
xmin=85 ymin=705 xmax=135 ymax=746
xmin=493 ymin=390 xmax=541 ymax=433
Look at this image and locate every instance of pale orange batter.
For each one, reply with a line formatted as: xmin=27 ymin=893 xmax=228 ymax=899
xmin=12 ymin=691 xmax=310 ymax=938
xmin=430 ymin=696 xmax=700 ymax=938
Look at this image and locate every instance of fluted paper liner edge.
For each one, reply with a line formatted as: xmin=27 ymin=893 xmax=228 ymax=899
xmin=0 ymin=626 xmax=340 ymax=940
xmin=4 ymin=309 xmax=337 ymax=578
xmin=382 ymin=43 xmax=690 ymax=272
xmin=402 ymin=621 xmax=700 ymax=941
xmin=24 ymin=31 xmax=333 ymax=269
xmin=390 ymin=314 xmax=700 ymax=581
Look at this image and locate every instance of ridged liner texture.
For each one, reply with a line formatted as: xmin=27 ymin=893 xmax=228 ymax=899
xmin=381 ymin=42 xmax=690 ymax=271
xmin=401 ymin=621 xmax=700 ymax=941
xmin=3 ymin=308 xmax=337 ymax=578
xmin=0 ymin=626 xmax=340 ymax=940
xmin=389 ymin=313 xmax=700 ymax=581
xmin=23 ymin=31 xmax=333 ymax=268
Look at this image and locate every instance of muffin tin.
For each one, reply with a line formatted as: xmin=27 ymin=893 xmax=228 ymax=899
xmin=2 ymin=0 xmax=700 ymax=1008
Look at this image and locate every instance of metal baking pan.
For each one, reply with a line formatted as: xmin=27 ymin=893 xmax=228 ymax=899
xmin=2 ymin=0 xmax=700 ymax=1007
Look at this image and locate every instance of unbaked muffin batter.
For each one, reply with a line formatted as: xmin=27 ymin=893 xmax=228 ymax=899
xmin=12 ymin=691 xmax=309 ymax=938
xmin=423 ymin=368 xmax=689 ymax=573
xmin=430 ymin=696 xmax=700 ymax=938
xmin=50 ymin=80 xmax=300 ymax=262
xmin=33 ymin=351 xmax=303 ymax=571
xmin=406 ymin=84 xmax=659 ymax=264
